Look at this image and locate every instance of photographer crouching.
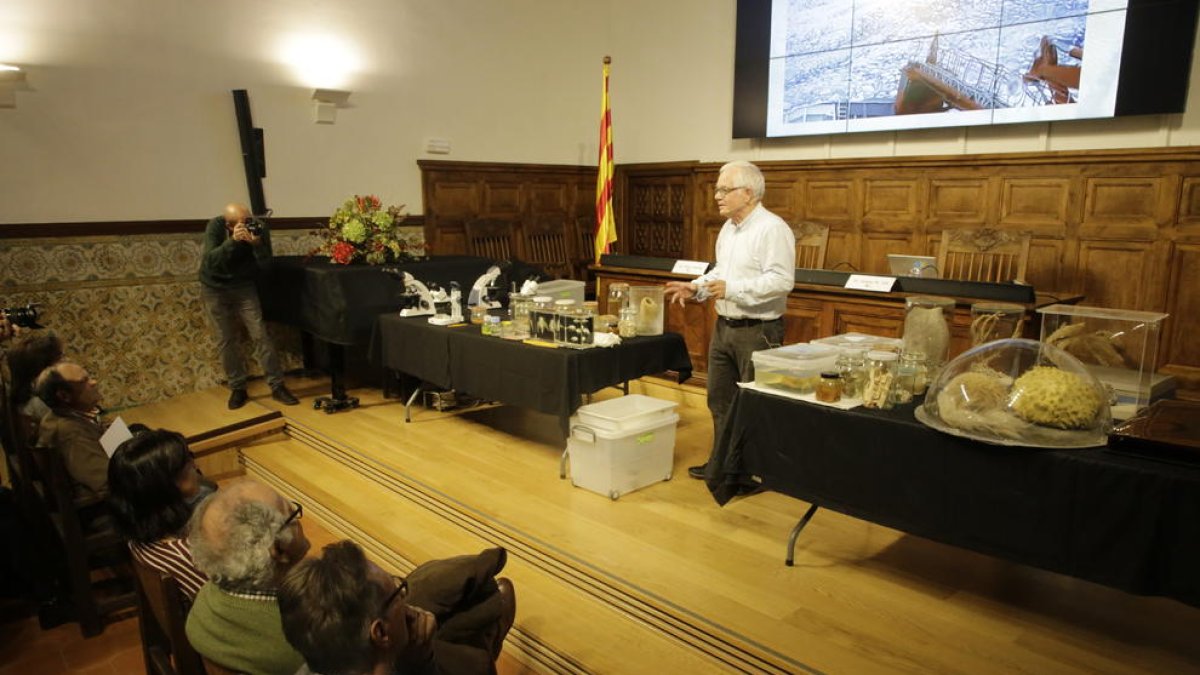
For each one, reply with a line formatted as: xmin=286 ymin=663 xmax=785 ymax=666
xmin=200 ymin=203 xmax=298 ymax=409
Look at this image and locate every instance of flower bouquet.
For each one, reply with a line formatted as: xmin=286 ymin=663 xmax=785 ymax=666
xmin=313 ymin=195 xmax=426 ymax=265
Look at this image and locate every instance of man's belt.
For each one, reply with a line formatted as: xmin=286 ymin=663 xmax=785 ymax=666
xmin=718 ymin=316 xmax=781 ymax=328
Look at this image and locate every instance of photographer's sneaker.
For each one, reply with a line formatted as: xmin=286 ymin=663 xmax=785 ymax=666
xmin=228 ymin=388 xmax=249 ymax=410
xmin=271 ymin=384 xmax=299 ymax=406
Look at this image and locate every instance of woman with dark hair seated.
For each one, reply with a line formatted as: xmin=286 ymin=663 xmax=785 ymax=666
xmin=6 ymin=331 xmax=65 ymax=434
xmin=107 ymin=428 xmax=215 ymax=601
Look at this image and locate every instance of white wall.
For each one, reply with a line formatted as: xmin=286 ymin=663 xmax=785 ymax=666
xmin=2 ymin=0 xmax=1199 ymax=224
xmin=0 ymin=0 xmax=609 ymax=223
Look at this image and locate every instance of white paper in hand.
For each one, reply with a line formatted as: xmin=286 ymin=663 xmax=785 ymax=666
xmin=100 ymin=417 xmax=134 ymax=458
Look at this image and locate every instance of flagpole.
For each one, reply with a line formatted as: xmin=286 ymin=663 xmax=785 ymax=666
xmin=594 ymin=55 xmax=617 ymax=264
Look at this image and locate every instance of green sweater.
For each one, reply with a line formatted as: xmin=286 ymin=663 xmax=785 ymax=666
xmin=199 ymin=215 xmax=274 ymax=289
xmin=185 ymin=583 xmax=304 ymax=675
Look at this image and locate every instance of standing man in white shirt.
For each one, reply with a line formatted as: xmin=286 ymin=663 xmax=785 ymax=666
xmin=665 ymin=161 xmax=796 ymax=481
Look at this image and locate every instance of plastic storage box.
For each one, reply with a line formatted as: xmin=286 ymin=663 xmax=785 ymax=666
xmin=535 ymin=279 xmax=585 ymax=304
xmin=1037 ymin=304 xmax=1170 ymax=420
xmin=752 ymin=343 xmax=839 ymax=395
xmin=811 ymin=332 xmax=904 ymax=352
xmin=566 ymin=395 xmax=679 ymax=500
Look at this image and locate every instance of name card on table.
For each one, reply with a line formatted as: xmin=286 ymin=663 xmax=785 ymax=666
xmin=671 ymin=259 xmax=709 ymax=276
xmin=843 ymin=274 xmax=897 ymax=293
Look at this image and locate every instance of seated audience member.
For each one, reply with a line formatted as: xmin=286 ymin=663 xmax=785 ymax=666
xmin=107 ymin=429 xmax=214 ymax=601
xmin=186 ymin=479 xmax=311 ymax=675
xmin=6 ymin=331 xmax=65 ymax=433
xmin=280 ymin=541 xmax=515 ymax=675
xmin=34 ymin=361 xmax=109 ymax=501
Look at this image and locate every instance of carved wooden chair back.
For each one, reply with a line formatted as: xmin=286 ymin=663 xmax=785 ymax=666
xmin=936 ymin=228 xmax=1031 ymax=283
xmin=792 ymin=221 xmax=829 ymax=270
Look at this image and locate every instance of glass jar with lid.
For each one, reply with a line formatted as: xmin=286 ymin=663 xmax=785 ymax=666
xmin=618 ymin=306 xmax=638 ymax=338
xmin=969 ymin=301 xmax=1026 ymax=346
xmin=862 ymin=350 xmax=899 ymax=410
xmin=903 ymin=295 xmax=954 ymax=373
xmin=815 ymin=372 xmax=843 ymax=403
xmin=900 ymin=350 xmax=929 ymax=396
xmin=835 ymin=346 xmax=868 ymax=399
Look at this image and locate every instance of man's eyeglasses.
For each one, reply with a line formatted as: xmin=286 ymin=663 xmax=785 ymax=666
xmin=382 ymin=575 xmax=409 ymax=612
xmin=714 ymin=185 xmax=745 ymax=197
xmin=279 ymin=501 xmax=303 ymax=532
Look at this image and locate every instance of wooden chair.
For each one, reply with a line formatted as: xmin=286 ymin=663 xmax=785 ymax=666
xmin=133 ymin=558 xmax=206 ymax=675
xmin=464 ymin=218 xmax=518 ymax=261
xmin=522 ymin=216 xmax=575 ymax=279
xmin=936 ymin=228 xmax=1031 ymax=283
xmin=792 ymin=221 xmax=829 ymax=270
xmin=32 ymin=440 xmax=137 ymax=636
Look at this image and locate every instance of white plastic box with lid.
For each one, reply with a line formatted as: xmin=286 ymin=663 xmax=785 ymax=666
xmin=564 ymin=394 xmax=679 ymax=500
xmin=811 ymin=332 xmax=904 ymax=353
xmin=752 ymin=342 xmax=840 ymax=395
xmin=534 ymin=279 xmax=585 ymax=304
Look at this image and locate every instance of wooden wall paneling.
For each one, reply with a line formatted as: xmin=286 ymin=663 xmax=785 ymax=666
xmin=1075 ymin=239 xmax=1161 ymax=311
xmin=1024 ymin=237 xmax=1068 ymax=293
xmin=926 ymin=176 xmax=992 ymax=229
xmin=860 ymin=232 xmax=918 ymax=275
xmin=481 ymin=182 xmax=524 ymax=216
xmin=782 ymin=297 xmax=825 ymax=344
xmin=1179 ymin=176 xmax=1200 ymax=230
xmin=862 ymin=178 xmax=922 ymax=230
xmin=1162 ymin=242 xmax=1200 ymax=393
xmin=998 ymin=176 xmax=1073 ymax=236
xmin=761 ymin=174 xmax=803 ymax=225
xmin=827 ymin=302 xmax=905 ymax=339
xmin=805 ymin=178 xmax=858 ymax=224
xmin=824 ymin=230 xmax=860 ymax=272
xmin=1078 ymin=172 xmax=1175 ymax=242
xmin=528 ymin=181 xmax=569 ymax=215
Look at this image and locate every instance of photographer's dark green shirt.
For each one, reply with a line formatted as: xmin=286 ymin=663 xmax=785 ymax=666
xmin=198 ymin=215 xmax=274 ymax=289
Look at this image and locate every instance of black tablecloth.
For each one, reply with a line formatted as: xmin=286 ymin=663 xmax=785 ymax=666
xmin=258 ymin=256 xmax=494 ymax=345
xmin=709 ymin=386 xmax=1200 ymax=606
xmin=371 ymin=315 xmax=693 ymax=421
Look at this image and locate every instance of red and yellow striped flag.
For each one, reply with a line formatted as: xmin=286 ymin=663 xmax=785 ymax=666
xmin=594 ymin=56 xmax=617 ymax=264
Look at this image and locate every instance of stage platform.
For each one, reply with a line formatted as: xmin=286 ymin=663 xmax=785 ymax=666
xmin=123 ymin=378 xmax=1200 ymax=674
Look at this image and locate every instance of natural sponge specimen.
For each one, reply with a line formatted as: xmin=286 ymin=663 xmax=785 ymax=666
xmin=1008 ymin=366 xmax=1103 ymax=429
xmin=940 ymin=371 xmax=1009 ymax=411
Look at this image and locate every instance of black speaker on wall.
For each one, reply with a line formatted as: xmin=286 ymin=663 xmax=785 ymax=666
xmin=232 ymin=89 xmax=268 ymax=215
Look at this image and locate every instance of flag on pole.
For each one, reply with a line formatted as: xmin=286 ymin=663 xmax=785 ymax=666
xmin=594 ymin=56 xmax=617 ymax=264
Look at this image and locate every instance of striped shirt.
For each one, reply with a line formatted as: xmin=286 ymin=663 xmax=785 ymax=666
xmin=129 ymin=536 xmax=208 ymax=601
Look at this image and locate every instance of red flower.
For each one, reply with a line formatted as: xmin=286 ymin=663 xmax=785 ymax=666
xmin=331 ymin=241 xmax=357 ymax=265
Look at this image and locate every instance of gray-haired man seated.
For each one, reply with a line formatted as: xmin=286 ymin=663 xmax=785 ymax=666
xmin=185 ymin=479 xmax=311 ymax=675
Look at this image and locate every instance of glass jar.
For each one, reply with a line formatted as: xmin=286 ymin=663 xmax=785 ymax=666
xmin=816 ymin=372 xmax=843 ymax=403
xmin=900 ymin=350 xmax=929 ymax=396
xmin=862 ymin=350 xmax=899 ymax=410
xmin=903 ymin=295 xmax=954 ymax=373
xmin=607 ymin=282 xmax=631 ymax=315
xmin=618 ymin=306 xmax=638 ymax=338
xmin=835 ymin=347 xmax=868 ymax=399
xmin=969 ymin=301 xmax=1026 ymax=346
xmin=482 ymin=314 xmax=501 ymax=336
xmin=499 ymin=320 xmax=514 ymax=339
xmin=892 ymin=357 xmax=917 ymax=405
xmin=469 ymin=304 xmax=487 ymax=325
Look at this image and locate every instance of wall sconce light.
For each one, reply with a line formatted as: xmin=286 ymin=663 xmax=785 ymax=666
xmin=312 ymin=88 xmax=351 ymax=124
xmin=0 ymin=65 xmax=27 ymax=109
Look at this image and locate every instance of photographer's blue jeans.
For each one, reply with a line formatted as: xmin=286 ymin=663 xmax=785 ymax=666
xmin=201 ymin=284 xmax=284 ymax=391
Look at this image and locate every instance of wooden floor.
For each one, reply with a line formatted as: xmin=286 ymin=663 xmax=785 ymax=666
xmin=211 ymin=377 xmax=1200 ymax=674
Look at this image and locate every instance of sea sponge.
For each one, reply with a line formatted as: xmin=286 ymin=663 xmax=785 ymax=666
xmin=939 ymin=371 xmax=1009 ymax=411
xmin=1008 ymin=366 xmax=1103 ymax=429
